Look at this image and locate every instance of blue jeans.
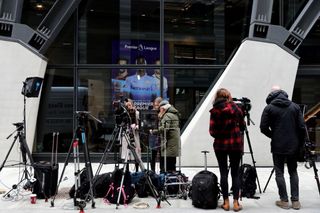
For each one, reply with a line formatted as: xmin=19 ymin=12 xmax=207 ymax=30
xmin=272 ymin=154 xmax=299 ymax=201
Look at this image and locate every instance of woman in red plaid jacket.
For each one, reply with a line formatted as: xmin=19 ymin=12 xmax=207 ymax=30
xmin=209 ymin=88 xmax=245 ymax=211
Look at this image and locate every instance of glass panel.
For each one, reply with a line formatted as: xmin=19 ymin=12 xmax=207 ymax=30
xmin=165 ymin=68 xmax=221 ymax=128
xmin=298 ymin=20 xmax=320 ymax=65
xmin=35 ymin=68 xmax=74 ymax=153
xmin=293 ymin=73 xmax=320 ymax=154
xmin=78 ymin=0 xmax=160 ymax=64
xmin=164 ymin=0 xmax=251 ymax=65
xmin=77 ymin=69 xmax=113 ymax=153
xmin=21 ymin=0 xmax=56 ymax=30
xmin=46 ymin=16 xmax=75 ymax=64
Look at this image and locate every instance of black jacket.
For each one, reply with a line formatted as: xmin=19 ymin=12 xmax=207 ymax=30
xmin=260 ymin=90 xmax=305 ymax=155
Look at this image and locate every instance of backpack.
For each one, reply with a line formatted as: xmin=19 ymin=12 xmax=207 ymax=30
xmin=104 ymin=168 xmax=135 ymax=205
xmin=191 ymin=170 xmax=220 ymax=209
xmin=92 ymin=172 xmax=113 ymax=198
xmin=239 ymin=164 xmax=257 ymax=198
xmin=135 ymin=171 xmax=165 ymax=198
xmin=69 ymin=168 xmax=90 ymax=199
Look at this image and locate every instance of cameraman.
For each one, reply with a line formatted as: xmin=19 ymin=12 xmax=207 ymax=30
xmin=120 ymin=99 xmax=141 ymax=172
xmin=260 ymin=85 xmax=305 ymax=210
xmin=209 ymin=88 xmax=245 ymax=211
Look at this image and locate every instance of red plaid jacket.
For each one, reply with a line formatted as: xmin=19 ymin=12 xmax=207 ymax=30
xmin=209 ymin=99 xmax=245 ymax=152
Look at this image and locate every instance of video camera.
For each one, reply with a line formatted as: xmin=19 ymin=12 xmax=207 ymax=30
xmin=233 ymin=97 xmax=252 ymax=125
xmin=112 ymin=100 xmax=131 ymax=127
xmin=232 ymin=97 xmax=251 ymax=113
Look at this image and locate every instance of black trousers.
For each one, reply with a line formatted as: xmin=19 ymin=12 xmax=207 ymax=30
xmin=150 ymin=149 xmax=159 ymax=172
xmin=215 ymin=151 xmax=242 ymax=200
xmin=160 ymin=156 xmax=176 ymax=173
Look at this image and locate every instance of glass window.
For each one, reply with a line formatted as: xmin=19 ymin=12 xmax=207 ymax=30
xmin=78 ymin=0 xmax=160 ymax=64
xmin=21 ymin=0 xmax=56 ymax=30
xmin=298 ymin=20 xmax=320 ymax=65
xmin=165 ymin=68 xmax=221 ymax=127
xmin=46 ymin=16 xmax=75 ymax=64
xmin=35 ymin=69 xmax=74 ymax=153
xmin=164 ymin=0 xmax=251 ymax=65
xmin=77 ymin=69 xmax=113 ymax=153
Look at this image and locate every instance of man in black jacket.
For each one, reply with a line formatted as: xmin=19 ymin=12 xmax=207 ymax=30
xmin=260 ymin=86 xmax=305 ymax=210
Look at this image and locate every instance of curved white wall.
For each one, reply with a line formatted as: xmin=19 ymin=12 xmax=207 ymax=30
xmin=0 ymin=40 xmax=47 ymax=163
xmin=181 ymin=40 xmax=299 ymax=167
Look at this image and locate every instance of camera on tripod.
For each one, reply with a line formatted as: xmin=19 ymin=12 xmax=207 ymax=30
xmin=112 ymin=100 xmax=131 ymax=127
xmin=233 ymin=97 xmax=252 ymax=126
xmin=233 ymin=97 xmax=252 ymax=114
xmin=304 ymin=140 xmax=317 ymax=163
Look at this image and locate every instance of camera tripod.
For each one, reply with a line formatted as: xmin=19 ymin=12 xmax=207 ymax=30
xmin=263 ymin=126 xmax=320 ymax=196
xmin=95 ymin=122 xmax=168 ymax=209
xmin=51 ymin=111 xmax=100 ymax=209
xmin=0 ymin=122 xmax=34 ymax=198
xmin=241 ymin=113 xmax=262 ymax=194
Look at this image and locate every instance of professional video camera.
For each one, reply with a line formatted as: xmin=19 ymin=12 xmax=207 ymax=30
xmin=112 ymin=100 xmax=131 ymax=127
xmin=233 ymin=97 xmax=252 ymax=125
xmin=233 ymin=97 xmax=251 ymax=114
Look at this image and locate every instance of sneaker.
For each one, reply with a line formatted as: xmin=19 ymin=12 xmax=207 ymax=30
xmin=275 ymin=200 xmax=290 ymax=209
xmin=292 ymin=201 xmax=301 ymax=210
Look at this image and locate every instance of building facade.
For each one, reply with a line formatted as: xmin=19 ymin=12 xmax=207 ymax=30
xmin=0 ymin=0 xmax=319 ymax=166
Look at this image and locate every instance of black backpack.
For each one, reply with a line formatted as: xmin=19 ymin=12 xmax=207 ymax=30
xmin=104 ymin=168 xmax=135 ymax=205
xmin=69 ymin=168 xmax=90 ymax=199
xmin=191 ymin=170 xmax=220 ymax=209
xmin=239 ymin=164 xmax=257 ymax=198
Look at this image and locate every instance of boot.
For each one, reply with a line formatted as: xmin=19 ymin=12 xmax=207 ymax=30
xmin=221 ymin=198 xmax=230 ymax=211
xmin=233 ymin=199 xmax=242 ymax=212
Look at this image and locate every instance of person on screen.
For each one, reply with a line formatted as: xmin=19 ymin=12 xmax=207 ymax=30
xmin=124 ymin=56 xmax=157 ymax=109
xmin=152 ymin=59 xmax=168 ymax=99
xmin=112 ymin=58 xmax=129 ymax=101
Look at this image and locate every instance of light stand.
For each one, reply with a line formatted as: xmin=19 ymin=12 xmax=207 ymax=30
xmin=0 ymin=77 xmax=43 ymax=198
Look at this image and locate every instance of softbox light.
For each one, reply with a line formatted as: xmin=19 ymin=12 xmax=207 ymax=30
xmin=21 ymin=77 xmax=43 ymax=98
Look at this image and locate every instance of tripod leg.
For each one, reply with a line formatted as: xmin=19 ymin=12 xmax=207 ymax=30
xmin=0 ymin=135 xmax=18 ymax=173
xmin=310 ymin=160 xmax=320 ymax=196
xmin=123 ymin=132 xmax=168 ymax=207
xmin=80 ymin=131 xmax=95 ymax=208
xmin=244 ymin=128 xmax=262 ymax=193
xmin=116 ymin=152 xmax=129 ymax=209
xmin=50 ymin=136 xmax=75 ymax=207
xmin=263 ymin=168 xmax=274 ymax=193
xmin=95 ymin=126 xmax=119 ymax=176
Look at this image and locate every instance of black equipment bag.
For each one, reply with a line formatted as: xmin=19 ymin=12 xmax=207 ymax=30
xmin=32 ymin=132 xmax=59 ymax=199
xmin=32 ymin=161 xmax=59 ymax=199
xmin=134 ymin=171 xmax=165 ymax=198
xmin=191 ymin=151 xmax=220 ymax=209
xmin=104 ymin=168 xmax=135 ymax=205
xmin=191 ymin=170 xmax=219 ymax=209
xmin=239 ymin=164 xmax=257 ymax=198
xmin=92 ymin=172 xmax=113 ymax=198
xmin=69 ymin=168 xmax=90 ymax=199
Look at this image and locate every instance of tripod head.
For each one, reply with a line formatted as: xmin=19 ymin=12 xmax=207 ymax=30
xmin=13 ymin=122 xmax=24 ymax=131
xmin=6 ymin=122 xmax=24 ymax=140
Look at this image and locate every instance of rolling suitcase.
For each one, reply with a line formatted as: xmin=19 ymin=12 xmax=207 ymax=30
xmin=32 ymin=132 xmax=59 ymax=199
xmin=191 ymin=150 xmax=220 ymax=209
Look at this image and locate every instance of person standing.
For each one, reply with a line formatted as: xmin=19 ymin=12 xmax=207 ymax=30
xmin=151 ymin=100 xmax=180 ymax=173
xmin=148 ymin=97 xmax=163 ymax=172
xmin=209 ymin=88 xmax=245 ymax=211
xmin=260 ymin=86 xmax=305 ymax=210
xmin=120 ymin=99 xmax=141 ymax=172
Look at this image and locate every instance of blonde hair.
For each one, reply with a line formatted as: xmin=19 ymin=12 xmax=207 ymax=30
xmin=214 ymin=88 xmax=232 ymax=102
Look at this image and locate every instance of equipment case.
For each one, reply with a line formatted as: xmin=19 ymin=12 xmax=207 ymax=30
xmin=33 ymin=132 xmax=59 ymax=199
